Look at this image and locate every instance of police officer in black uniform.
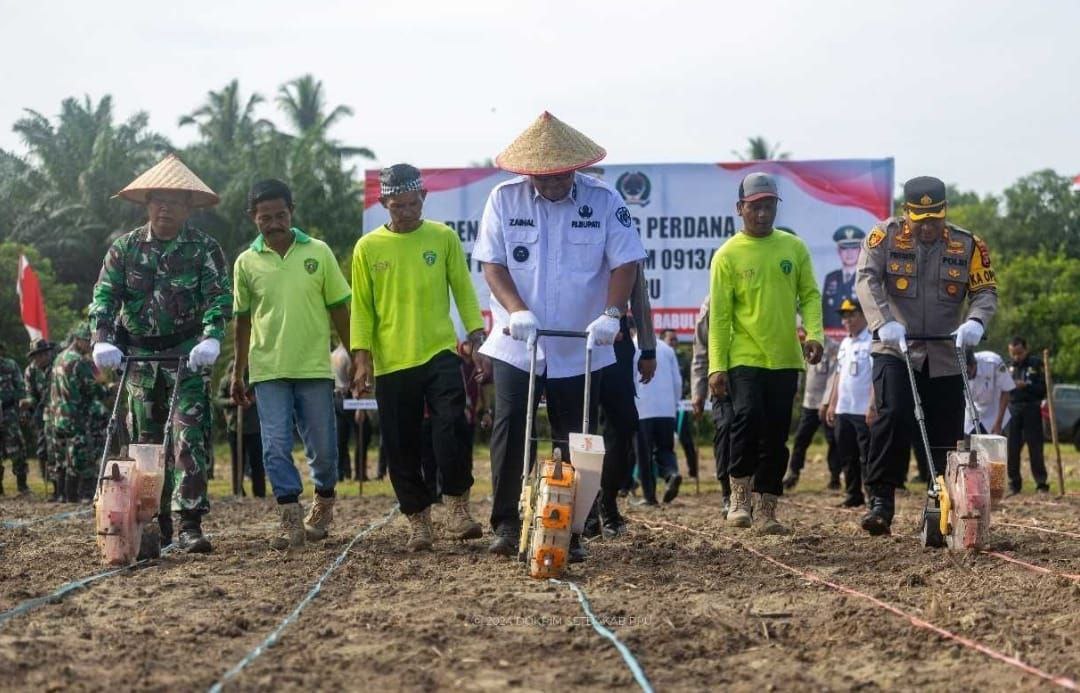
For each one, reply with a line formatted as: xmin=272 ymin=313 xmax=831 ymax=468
xmin=822 ymin=226 xmax=866 ymax=331
xmin=1005 ymin=336 xmax=1049 ymax=494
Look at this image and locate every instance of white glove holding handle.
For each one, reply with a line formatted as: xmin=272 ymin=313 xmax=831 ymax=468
xmin=952 ymin=319 xmax=984 ymax=348
xmin=878 ymin=320 xmax=908 ymax=353
xmin=93 ymin=342 xmax=123 ymax=370
xmin=585 ymin=314 xmax=621 ymax=348
xmin=508 ymin=310 xmax=539 ymax=342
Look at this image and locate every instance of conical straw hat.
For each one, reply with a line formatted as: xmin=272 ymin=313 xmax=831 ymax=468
xmin=115 ymin=153 xmax=219 ymax=208
xmin=495 ymin=112 xmax=606 ymax=176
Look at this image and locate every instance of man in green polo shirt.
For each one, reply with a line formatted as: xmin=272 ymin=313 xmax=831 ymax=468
xmin=232 ymin=179 xmax=352 ymax=550
xmin=351 ymin=164 xmax=488 ymax=552
xmin=708 ymin=172 xmax=824 ymax=534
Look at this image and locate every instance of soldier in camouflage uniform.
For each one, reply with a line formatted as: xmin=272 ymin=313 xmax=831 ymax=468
xmin=44 ymin=325 xmax=99 ymax=502
xmin=89 ymin=154 xmax=231 ymax=553
xmin=21 ymin=339 xmax=58 ymax=499
xmin=0 ymin=344 xmax=29 ymax=496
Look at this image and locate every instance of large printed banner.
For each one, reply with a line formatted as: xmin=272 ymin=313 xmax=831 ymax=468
xmin=363 ymin=159 xmax=894 ymax=340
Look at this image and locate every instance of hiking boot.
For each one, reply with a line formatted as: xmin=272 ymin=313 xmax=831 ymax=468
xmin=860 ymin=494 xmax=893 ymax=536
xmin=599 ymin=496 xmax=627 ymax=539
xmin=16 ymin=473 xmax=30 ymax=496
xmin=662 ymin=474 xmax=683 ymax=504
xmin=304 ymin=493 xmax=335 ymax=542
xmin=568 ymin=533 xmax=588 ymax=564
xmin=488 ymin=524 xmax=519 ymax=556
xmin=406 ymin=507 xmax=434 ymax=552
xmin=177 ymin=511 xmax=212 ymax=554
xmin=755 ymin=493 xmax=787 ymax=535
xmin=271 ymin=502 xmax=306 ymax=550
xmin=443 ymin=490 xmax=483 ymax=540
xmin=727 ymin=476 xmax=752 ymax=528
xmin=781 ymin=469 xmax=800 ymax=490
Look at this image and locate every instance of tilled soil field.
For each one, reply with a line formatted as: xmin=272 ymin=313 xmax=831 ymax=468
xmin=2 ymin=474 xmax=1079 ymax=691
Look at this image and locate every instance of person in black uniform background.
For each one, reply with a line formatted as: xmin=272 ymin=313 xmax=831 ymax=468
xmin=1006 ymin=336 xmax=1049 ymax=494
xmin=822 ymin=226 xmax=865 ymax=332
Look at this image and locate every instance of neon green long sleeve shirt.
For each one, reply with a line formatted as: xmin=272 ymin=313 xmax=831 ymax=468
xmin=708 ymin=229 xmax=823 ymax=374
xmin=350 ymin=220 xmax=484 ymax=376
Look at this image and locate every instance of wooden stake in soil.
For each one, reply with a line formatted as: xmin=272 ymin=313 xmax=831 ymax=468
xmin=1042 ymin=349 xmax=1065 ymax=496
xmin=234 ymin=398 xmax=244 ymax=497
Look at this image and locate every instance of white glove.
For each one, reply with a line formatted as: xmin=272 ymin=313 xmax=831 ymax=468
xmin=878 ymin=321 xmax=907 ymax=352
xmin=508 ymin=310 xmax=539 ymax=342
xmin=92 ymin=342 xmax=123 ymax=370
xmin=953 ymin=319 xmax=984 ymax=348
xmin=586 ymin=314 xmax=621 ymax=348
xmin=188 ymin=338 xmax=221 ymax=370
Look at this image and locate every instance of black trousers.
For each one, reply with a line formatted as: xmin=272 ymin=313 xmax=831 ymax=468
xmin=727 ymin=367 xmax=799 ymax=496
xmin=227 ymin=431 xmax=266 ymax=498
xmin=488 ymin=356 xmax=635 ymax=532
xmin=1006 ymin=403 xmax=1048 ymax=491
xmin=634 ymin=417 xmax=678 ymax=502
xmin=335 ymin=408 xmax=356 ymax=481
xmin=420 ymin=416 xmax=476 ymax=499
xmin=676 ymin=411 xmax=699 ymax=477
xmin=356 ymin=414 xmax=372 ymax=480
xmin=835 ymin=413 xmax=869 ymax=502
xmin=711 ymin=395 xmax=733 ymax=496
xmin=865 ymin=354 xmax=963 ymax=493
xmin=375 ymin=351 xmax=472 ymax=515
xmin=789 ymin=407 xmax=841 ymax=479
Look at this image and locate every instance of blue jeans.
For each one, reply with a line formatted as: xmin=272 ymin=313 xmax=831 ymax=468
xmin=253 ymin=379 xmax=338 ymax=500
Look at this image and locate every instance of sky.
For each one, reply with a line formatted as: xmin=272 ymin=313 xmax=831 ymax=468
xmin=1 ymin=0 xmax=1078 ymax=196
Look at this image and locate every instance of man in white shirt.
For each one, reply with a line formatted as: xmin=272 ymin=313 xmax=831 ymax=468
xmin=632 ymin=337 xmax=683 ymax=505
xmin=964 ymin=349 xmax=1015 ymax=435
xmin=474 ymin=112 xmax=647 ymax=560
xmin=826 ymin=299 xmax=873 ymax=507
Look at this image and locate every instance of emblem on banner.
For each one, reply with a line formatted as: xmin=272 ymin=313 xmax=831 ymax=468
xmin=615 ymin=171 xmax=652 ymax=207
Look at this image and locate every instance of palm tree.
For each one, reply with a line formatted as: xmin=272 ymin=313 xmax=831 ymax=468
xmin=179 ymin=80 xmax=273 ymax=155
xmin=733 ymin=136 xmax=790 ymax=161
xmin=276 ymin=74 xmax=375 ymax=159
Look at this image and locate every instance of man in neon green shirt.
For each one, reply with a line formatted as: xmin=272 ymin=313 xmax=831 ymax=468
xmin=232 ymin=179 xmax=352 ymax=550
xmin=708 ymin=172 xmax=824 ymax=533
xmin=351 ymin=164 xmax=488 ymax=552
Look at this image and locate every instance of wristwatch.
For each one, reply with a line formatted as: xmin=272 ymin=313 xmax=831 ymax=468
xmin=603 ymin=306 xmax=623 ymax=320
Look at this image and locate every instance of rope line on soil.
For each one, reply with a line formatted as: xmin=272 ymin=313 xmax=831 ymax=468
xmin=207 ymin=506 xmax=399 ymax=693
xmin=995 ymin=521 xmax=1080 ymax=540
xmin=1 ymin=507 xmax=92 ymax=529
xmin=0 ymin=540 xmax=182 ymax=629
xmin=645 ymin=518 xmax=1079 ymax=691
xmin=550 ymin=579 xmax=655 ymax=693
xmin=782 ymin=499 xmax=1080 ymax=582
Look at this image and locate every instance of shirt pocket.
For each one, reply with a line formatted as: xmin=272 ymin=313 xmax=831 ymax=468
xmin=505 ymin=225 xmax=539 ymax=271
xmin=885 ymin=253 xmax=917 ymax=299
xmin=566 ymin=229 xmax=605 ymax=273
xmin=938 ymin=258 xmax=969 ymax=303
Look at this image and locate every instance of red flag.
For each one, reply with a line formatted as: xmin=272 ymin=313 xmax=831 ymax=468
xmin=17 ymin=254 xmax=49 ymax=341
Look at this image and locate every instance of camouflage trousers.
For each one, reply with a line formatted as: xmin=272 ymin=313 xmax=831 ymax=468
xmin=126 ymin=361 xmax=211 ymax=515
xmin=49 ymin=430 xmax=95 ymax=480
xmin=0 ymin=408 xmax=27 ymax=478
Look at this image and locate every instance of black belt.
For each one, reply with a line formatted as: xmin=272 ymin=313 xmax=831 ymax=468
xmin=117 ymin=325 xmax=201 ymax=352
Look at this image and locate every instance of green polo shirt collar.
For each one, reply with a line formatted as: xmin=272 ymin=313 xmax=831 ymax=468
xmin=249 ymin=227 xmax=312 ymax=253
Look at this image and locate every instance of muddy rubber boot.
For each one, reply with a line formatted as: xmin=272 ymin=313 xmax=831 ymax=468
xmin=64 ymin=472 xmax=80 ymax=503
xmin=304 ymin=493 xmax=335 ymax=542
xmin=177 ymin=510 xmax=212 ymax=554
xmin=158 ymin=514 xmax=174 ymax=548
xmin=488 ymin=524 xmax=518 ymax=556
xmin=271 ymin=502 xmax=306 ymax=550
xmin=568 ymin=533 xmax=588 ymax=564
xmin=16 ymin=472 xmax=30 ymax=496
xmin=443 ymin=490 xmax=483 ymax=540
xmin=755 ymin=493 xmax=788 ymax=535
xmin=405 ymin=507 xmax=434 ymax=552
xmin=727 ymin=476 xmax=753 ymax=528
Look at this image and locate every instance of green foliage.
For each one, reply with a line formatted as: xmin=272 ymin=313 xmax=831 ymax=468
xmin=991 ymin=251 xmax=1080 ymax=382
xmin=732 ymin=136 xmax=789 ymax=161
xmin=0 ymin=243 xmax=80 ymax=357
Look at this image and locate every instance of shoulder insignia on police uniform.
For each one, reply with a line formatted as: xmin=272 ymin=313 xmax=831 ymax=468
xmin=867 ymin=227 xmax=886 ymax=248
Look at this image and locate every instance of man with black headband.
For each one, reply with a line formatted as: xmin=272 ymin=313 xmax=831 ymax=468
xmin=855 ymin=176 xmax=997 ymax=535
xmin=351 ymin=164 xmax=488 ymax=552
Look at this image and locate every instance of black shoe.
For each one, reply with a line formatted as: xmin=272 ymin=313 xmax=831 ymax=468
xmin=568 ymin=534 xmax=588 ymax=564
xmin=47 ymin=480 xmax=61 ymax=503
xmin=840 ymin=496 xmax=865 ymax=508
xmin=16 ymin=473 xmax=30 ymax=495
xmin=64 ymin=473 xmax=79 ymax=503
xmin=599 ymin=498 xmax=627 ymax=539
xmin=582 ymin=515 xmax=601 ymax=539
xmin=1036 ymin=484 xmax=1050 ymax=494
xmin=826 ymin=476 xmax=841 ymax=491
xmin=78 ymin=476 xmax=96 ymax=503
xmin=860 ymin=496 xmax=892 ymax=536
xmin=488 ymin=526 xmax=518 ymax=556
xmin=662 ymin=474 xmax=682 ymax=504
xmin=782 ymin=470 xmax=800 ymax=490
xmin=159 ymin=515 xmax=174 ymax=548
xmin=631 ymin=497 xmax=659 ymax=507
xmin=1006 ymin=487 xmax=1022 ymax=498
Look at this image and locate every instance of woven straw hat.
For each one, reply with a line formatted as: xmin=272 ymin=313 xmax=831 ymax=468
xmin=115 ymin=153 xmax=220 ymax=208
xmin=495 ymin=112 xmax=606 ymax=176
